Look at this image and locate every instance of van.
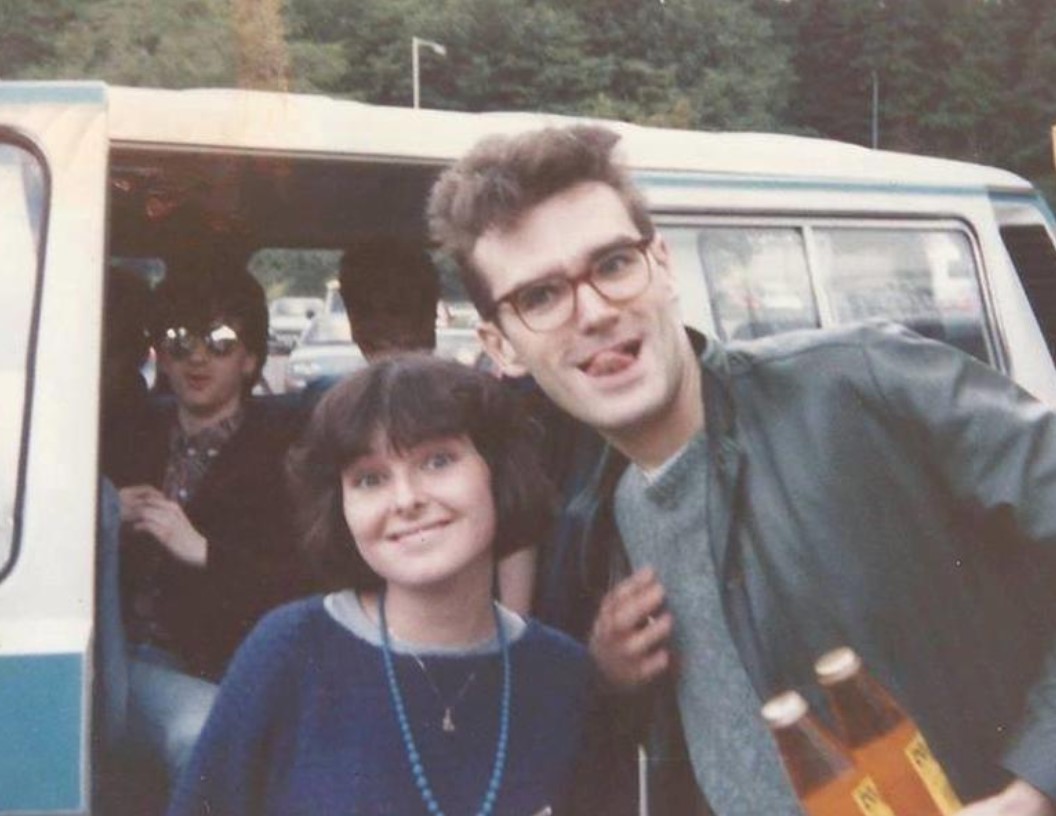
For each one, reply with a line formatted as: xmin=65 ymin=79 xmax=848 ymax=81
xmin=3 ymin=81 xmax=1056 ymax=814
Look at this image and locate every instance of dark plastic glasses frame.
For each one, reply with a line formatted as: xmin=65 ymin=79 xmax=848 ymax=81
xmin=159 ymin=324 xmax=242 ymax=360
xmin=491 ymin=236 xmax=654 ymax=333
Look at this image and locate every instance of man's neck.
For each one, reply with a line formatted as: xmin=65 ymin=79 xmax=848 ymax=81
xmin=608 ymin=343 xmax=704 ymax=471
xmin=177 ymin=400 xmax=244 ymax=437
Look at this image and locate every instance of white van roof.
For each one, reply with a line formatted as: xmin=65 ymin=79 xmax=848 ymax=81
xmin=100 ymin=84 xmax=1029 ymax=191
xmin=0 ymin=81 xmax=1029 ymax=192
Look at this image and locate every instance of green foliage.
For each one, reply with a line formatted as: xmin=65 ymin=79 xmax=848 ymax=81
xmin=249 ymin=248 xmax=339 ymax=299
xmin=34 ymin=0 xmax=237 ymax=87
xmin=4 ymin=0 xmax=1055 ymax=195
xmin=0 ymin=0 xmax=80 ymax=79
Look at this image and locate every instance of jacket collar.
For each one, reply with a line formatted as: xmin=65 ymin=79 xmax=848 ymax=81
xmin=574 ymin=328 xmax=746 ymax=586
xmin=696 ymin=332 xmax=744 ymax=586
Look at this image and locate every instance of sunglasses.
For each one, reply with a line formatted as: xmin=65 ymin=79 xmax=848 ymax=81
xmin=159 ymin=324 xmax=242 ymax=360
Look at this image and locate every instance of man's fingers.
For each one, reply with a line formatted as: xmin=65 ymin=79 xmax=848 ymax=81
xmin=625 ymin=610 xmax=674 ymax=657
xmin=635 ymin=648 xmax=671 ymax=685
xmin=607 ymin=567 xmax=657 ymax=605
xmin=120 ymin=484 xmax=162 ymax=502
xmin=606 ymin=579 xmax=667 ymax=635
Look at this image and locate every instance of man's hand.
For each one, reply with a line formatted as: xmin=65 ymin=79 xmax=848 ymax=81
xmin=957 ymin=779 xmax=1056 ymax=815
xmin=589 ymin=567 xmax=674 ymax=692
xmin=118 ymin=485 xmax=208 ymax=567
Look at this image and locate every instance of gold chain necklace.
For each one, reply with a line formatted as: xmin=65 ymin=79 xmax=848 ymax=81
xmin=408 ymin=654 xmax=478 ymax=732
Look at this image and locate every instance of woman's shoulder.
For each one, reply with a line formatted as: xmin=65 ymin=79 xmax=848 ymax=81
xmin=241 ymin=595 xmax=332 ymax=654
xmin=518 ymin=618 xmax=589 ymax=670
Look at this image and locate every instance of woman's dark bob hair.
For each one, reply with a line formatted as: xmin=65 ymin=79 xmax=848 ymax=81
xmin=288 ymin=353 xmax=555 ymax=591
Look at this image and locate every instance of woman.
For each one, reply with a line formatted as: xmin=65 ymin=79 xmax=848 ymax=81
xmin=168 ymin=354 xmax=602 ymax=816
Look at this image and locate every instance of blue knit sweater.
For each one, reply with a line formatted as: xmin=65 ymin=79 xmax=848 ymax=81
xmin=168 ymin=596 xmax=598 ymax=816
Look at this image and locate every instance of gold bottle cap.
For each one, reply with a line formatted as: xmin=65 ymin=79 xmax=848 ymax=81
xmin=815 ymin=646 xmax=862 ymax=685
xmin=761 ymin=690 xmax=808 ymax=728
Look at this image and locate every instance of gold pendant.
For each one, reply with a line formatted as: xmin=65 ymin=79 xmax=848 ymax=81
xmin=442 ymin=708 xmax=456 ymax=733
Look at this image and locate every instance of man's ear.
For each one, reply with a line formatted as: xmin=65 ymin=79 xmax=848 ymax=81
xmin=478 ymin=321 xmax=529 ymax=378
xmin=649 ymin=232 xmax=679 ymax=302
xmin=241 ymin=352 xmax=259 ymax=384
xmin=651 ymin=232 xmax=673 ymax=278
xmin=156 ymin=350 xmax=173 ymax=379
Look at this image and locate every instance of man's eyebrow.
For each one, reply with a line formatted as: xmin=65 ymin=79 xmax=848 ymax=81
xmin=584 ymin=235 xmax=644 ymax=265
xmin=528 ymin=234 xmax=644 ymax=281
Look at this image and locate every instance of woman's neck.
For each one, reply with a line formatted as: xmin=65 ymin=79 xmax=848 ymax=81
xmin=363 ymin=577 xmax=497 ymax=648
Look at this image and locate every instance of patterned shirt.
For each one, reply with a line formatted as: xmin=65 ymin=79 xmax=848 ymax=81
xmin=128 ymin=410 xmax=245 ymax=650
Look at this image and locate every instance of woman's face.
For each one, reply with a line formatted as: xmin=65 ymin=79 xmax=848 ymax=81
xmin=341 ymin=432 xmax=496 ymax=593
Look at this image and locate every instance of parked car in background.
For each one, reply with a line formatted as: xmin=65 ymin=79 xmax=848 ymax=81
xmin=436 ymin=325 xmax=483 ymax=367
xmin=283 ymin=307 xmax=366 ymax=392
xmin=284 ymin=299 xmax=482 ymax=392
xmin=268 ymin=295 xmax=322 ymax=351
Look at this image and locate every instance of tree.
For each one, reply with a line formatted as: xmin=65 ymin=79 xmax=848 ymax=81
xmin=233 ymin=0 xmax=289 ymax=91
xmin=990 ymin=0 xmax=1056 ymax=198
xmin=0 ymin=0 xmax=81 ymax=79
xmin=786 ymin=0 xmax=882 ymax=144
xmin=35 ymin=0 xmax=237 ymax=88
xmin=571 ymin=0 xmax=793 ymax=130
xmin=874 ymin=0 xmax=1002 ymax=160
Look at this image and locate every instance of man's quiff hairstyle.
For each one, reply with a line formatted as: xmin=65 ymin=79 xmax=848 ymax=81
xmin=427 ymin=124 xmax=654 ymax=315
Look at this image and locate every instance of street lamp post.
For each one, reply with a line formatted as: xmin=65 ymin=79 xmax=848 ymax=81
xmin=412 ymin=36 xmax=447 ymax=109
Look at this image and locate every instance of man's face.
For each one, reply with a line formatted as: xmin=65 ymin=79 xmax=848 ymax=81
xmin=474 ymin=182 xmax=690 ymax=437
xmin=158 ymin=321 xmax=257 ymax=425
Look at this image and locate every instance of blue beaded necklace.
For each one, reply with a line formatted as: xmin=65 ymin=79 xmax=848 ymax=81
xmin=378 ymin=590 xmax=511 ymax=816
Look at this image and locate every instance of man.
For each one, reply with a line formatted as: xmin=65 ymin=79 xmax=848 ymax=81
xmin=338 ymin=236 xmax=438 ymax=358
xmin=102 ymin=267 xmax=305 ymax=783
xmin=427 ymin=125 xmax=1056 ymax=814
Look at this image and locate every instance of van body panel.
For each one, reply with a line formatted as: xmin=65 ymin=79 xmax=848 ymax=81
xmin=0 ymin=652 xmax=85 ymax=813
xmin=0 ymin=84 xmax=107 ymax=815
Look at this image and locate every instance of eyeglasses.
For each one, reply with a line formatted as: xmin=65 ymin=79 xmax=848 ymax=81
xmin=159 ymin=324 xmax=242 ymax=360
xmin=491 ymin=237 xmax=654 ymax=332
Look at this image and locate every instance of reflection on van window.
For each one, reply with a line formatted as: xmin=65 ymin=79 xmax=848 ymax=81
xmin=815 ymin=228 xmax=988 ymax=362
xmin=699 ymin=227 xmax=818 ymax=341
xmin=0 ymin=141 xmax=47 ymax=576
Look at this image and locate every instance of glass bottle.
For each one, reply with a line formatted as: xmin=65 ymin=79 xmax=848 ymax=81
xmin=761 ymin=690 xmax=895 ymax=816
xmin=815 ymin=647 xmax=962 ymax=816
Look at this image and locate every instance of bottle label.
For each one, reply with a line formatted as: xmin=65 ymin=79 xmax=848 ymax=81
xmin=852 ymin=777 xmax=897 ymax=816
xmin=903 ymin=731 xmax=963 ymax=814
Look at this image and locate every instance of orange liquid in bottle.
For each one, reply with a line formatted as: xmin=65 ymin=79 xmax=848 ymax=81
xmin=851 ymin=719 xmax=961 ymax=815
xmin=801 ymin=769 xmax=895 ymax=816
xmin=762 ymin=690 xmax=896 ymax=816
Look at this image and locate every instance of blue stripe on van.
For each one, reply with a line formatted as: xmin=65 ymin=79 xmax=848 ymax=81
xmin=989 ymin=191 xmax=1056 ymax=232
xmin=636 ymin=170 xmax=996 ymax=198
xmin=0 ymin=653 xmax=83 ymax=812
xmin=0 ymin=83 xmax=106 ymax=107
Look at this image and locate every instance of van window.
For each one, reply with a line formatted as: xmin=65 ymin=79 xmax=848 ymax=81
xmin=669 ymin=221 xmax=991 ymax=364
xmin=814 ymin=227 xmax=988 ymax=360
xmin=698 ymin=227 xmax=818 ymax=341
xmin=0 ymin=136 xmax=49 ymax=579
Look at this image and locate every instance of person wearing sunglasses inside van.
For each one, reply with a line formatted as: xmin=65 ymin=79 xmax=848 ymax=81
xmin=100 ymin=267 xmax=307 ymax=790
xmin=427 ymin=125 xmax=1056 ymax=815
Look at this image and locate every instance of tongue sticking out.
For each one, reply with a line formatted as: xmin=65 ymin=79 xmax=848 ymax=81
xmin=584 ymin=346 xmax=637 ymax=377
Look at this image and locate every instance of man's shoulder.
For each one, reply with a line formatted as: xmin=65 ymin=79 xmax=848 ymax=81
xmin=716 ymin=320 xmax=924 ymax=382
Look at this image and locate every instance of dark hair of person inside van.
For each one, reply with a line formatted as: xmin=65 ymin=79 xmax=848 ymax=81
xmin=150 ymin=265 xmax=269 ymax=393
